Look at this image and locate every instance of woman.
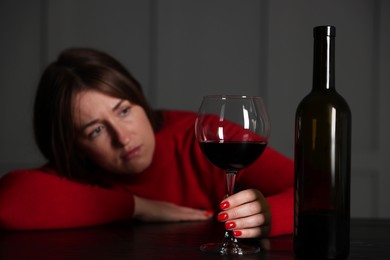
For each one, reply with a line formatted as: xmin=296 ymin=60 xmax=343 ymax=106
xmin=0 ymin=48 xmax=293 ymax=238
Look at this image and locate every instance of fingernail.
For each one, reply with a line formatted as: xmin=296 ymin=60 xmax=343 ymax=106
xmin=233 ymin=230 xmax=242 ymax=237
xmin=225 ymin=221 xmax=236 ymax=229
xmin=220 ymin=201 xmax=230 ymax=210
xmin=217 ymin=213 xmax=228 ymax=221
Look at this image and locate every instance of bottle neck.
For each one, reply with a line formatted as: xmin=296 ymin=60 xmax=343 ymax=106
xmin=312 ymin=32 xmax=335 ymax=91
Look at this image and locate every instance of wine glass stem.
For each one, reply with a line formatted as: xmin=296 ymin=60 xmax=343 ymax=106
xmin=225 ymin=170 xmax=237 ymax=198
xmin=224 ymin=170 xmax=238 ymax=243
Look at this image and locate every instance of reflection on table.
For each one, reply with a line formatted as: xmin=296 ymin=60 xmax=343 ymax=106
xmin=0 ymin=218 xmax=389 ymax=259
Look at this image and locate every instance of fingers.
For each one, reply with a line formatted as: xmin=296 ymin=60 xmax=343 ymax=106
xmin=217 ymin=189 xmax=271 ymax=238
xmin=134 ymin=196 xmax=213 ymax=222
xmin=154 ymin=204 xmax=213 ymax=222
xmin=225 ymin=210 xmax=266 ymax=229
xmin=220 ymin=200 xmax=262 ymax=220
xmin=224 ymin=212 xmax=271 ymax=238
xmin=173 ymin=205 xmax=214 ymax=221
xmin=221 ymin=189 xmax=264 ymax=211
xmin=219 ymin=190 xmax=267 ymax=222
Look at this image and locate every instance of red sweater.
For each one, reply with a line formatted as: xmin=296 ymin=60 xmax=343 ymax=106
xmin=0 ymin=111 xmax=294 ymax=236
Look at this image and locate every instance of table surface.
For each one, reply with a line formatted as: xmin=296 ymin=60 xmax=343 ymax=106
xmin=1 ymin=218 xmax=389 ymax=259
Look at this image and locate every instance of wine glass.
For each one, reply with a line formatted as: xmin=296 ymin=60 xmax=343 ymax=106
xmin=195 ymin=95 xmax=270 ymax=255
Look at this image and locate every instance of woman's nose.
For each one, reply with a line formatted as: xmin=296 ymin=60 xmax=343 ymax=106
xmin=111 ymin=124 xmax=130 ymax=147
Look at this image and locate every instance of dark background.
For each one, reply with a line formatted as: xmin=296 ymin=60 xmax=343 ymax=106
xmin=0 ymin=0 xmax=389 ymax=218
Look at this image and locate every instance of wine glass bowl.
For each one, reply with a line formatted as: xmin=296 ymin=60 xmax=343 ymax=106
xmin=195 ymin=95 xmax=270 ymax=255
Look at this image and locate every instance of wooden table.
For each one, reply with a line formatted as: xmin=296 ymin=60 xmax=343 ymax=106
xmin=1 ymin=218 xmax=389 ymax=259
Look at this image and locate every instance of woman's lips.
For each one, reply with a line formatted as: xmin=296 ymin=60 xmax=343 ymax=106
xmin=121 ymin=146 xmax=141 ymax=161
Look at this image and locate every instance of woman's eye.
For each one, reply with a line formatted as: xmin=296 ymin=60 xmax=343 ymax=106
xmin=119 ymin=106 xmax=131 ymax=117
xmin=90 ymin=125 xmax=105 ymax=138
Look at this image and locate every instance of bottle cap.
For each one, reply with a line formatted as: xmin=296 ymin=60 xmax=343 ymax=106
xmin=313 ymin=25 xmax=336 ymax=37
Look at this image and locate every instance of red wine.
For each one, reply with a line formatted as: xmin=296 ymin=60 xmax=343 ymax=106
xmin=294 ymin=26 xmax=351 ymax=260
xmin=199 ymin=141 xmax=267 ymax=171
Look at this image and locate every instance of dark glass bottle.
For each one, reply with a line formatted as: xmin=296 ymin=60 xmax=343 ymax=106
xmin=294 ymin=25 xmax=351 ymax=259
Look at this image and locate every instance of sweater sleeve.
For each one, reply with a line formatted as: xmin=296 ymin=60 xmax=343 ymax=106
xmin=0 ymin=169 xmax=135 ymax=230
xmin=267 ymin=187 xmax=294 ymax=237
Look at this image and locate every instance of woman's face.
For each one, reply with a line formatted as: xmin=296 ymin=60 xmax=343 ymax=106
xmin=73 ymin=90 xmax=155 ymax=175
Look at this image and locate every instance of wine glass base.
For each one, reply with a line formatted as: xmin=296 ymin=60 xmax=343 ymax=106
xmin=200 ymin=241 xmax=260 ymax=255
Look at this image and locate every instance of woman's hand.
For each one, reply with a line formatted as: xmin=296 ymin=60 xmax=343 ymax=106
xmin=133 ymin=196 xmax=213 ymax=222
xmin=217 ymin=189 xmax=271 ymax=238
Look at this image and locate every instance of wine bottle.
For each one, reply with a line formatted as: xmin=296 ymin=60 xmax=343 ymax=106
xmin=294 ymin=25 xmax=352 ymax=259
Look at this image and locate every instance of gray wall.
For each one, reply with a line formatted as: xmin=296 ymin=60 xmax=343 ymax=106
xmin=1 ymin=0 xmax=389 ymax=218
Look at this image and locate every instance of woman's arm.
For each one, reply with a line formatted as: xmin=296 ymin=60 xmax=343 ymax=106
xmin=0 ymin=169 xmax=135 ymax=230
xmin=0 ymin=169 xmax=213 ymax=230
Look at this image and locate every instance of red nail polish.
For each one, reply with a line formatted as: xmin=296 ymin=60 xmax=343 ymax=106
xmin=225 ymin=221 xmax=236 ymax=229
xmin=220 ymin=201 xmax=230 ymax=210
xmin=217 ymin=213 xmax=228 ymax=221
xmin=233 ymin=230 xmax=242 ymax=237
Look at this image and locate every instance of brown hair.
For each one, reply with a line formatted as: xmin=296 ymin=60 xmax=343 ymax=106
xmin=33 ymin=48 xmax=162 ymax=181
